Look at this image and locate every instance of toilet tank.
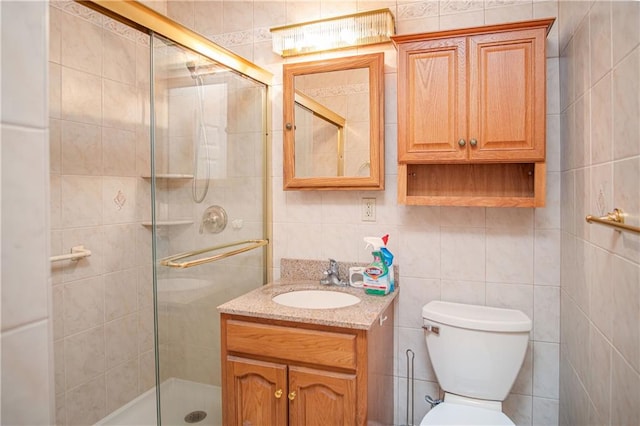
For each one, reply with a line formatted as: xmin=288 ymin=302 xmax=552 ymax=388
xmin=422 ymin=301 xmax=531 ymax=402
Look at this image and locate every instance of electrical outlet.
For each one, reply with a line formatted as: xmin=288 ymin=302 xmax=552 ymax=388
xmin=361 ymin=197 xmax=376 ymax=221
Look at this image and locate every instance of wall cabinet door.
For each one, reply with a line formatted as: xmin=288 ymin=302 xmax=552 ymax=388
xmin=467 ymin=28 xmax=546 ymax=161
xmin=398 ymin=37 xmax=467 ymax=163
xmin=226 ymin=356 xmax=288 ymax=426
xmin=288 ymin=366 xmax=357 ymax=426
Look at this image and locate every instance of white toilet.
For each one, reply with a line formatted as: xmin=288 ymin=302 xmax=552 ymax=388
xmin=420 ymin=301 xmax=531 ymax=425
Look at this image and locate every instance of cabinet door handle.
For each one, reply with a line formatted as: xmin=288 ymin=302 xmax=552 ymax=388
xmin=288 ymin=391 xmax=296 ymax=401
xmin=458 ymin=138 xmax=466 ymax=147
xmin=469 ymin=138 xmax=478 ymax=147
xmin=274 ymin=389 xmax=283 ymax=399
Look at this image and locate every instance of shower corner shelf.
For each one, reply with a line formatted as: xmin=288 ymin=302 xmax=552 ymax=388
xmin=141 ymin=220 xmax=194 ymax=227
xmin=141 ymin=174 xmax=195 ymax=180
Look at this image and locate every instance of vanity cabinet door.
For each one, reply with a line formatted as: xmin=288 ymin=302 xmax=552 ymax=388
xmin=226 ymin=356 xmax=288 ymax=426
xmin=288 ymin=366 xmax=357 ymax=426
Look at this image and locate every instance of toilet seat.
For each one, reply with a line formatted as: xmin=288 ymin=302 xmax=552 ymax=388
xmin=420 ymin=402 xmax=514 ymax=426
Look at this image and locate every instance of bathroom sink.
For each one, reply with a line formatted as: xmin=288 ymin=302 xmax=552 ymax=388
xmin=272 ymin=290 xmax=361 ymax=309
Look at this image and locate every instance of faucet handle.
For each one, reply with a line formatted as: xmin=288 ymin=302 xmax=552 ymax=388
xmin=327 ymin=258 xmax=339 ymax=272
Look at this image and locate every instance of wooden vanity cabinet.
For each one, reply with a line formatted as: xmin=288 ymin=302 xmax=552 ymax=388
xmin=221 ymin=305 xmax=394 ymax=426
xmin=393 ymin=18 xmax=555 ymax=207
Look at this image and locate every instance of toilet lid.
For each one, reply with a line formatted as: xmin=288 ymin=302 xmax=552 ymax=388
xmin=420 ymin=402 xmax=514 ymax=426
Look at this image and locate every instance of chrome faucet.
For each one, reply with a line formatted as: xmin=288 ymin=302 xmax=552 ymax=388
xmin=320 ymin=259 xmax=348 ymax=286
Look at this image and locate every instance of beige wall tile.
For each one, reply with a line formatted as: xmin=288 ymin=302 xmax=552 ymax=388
xmin=106 ymin=359 xmax=138 ymax=414
xmin=61 ymin=67 xmax=102 ymax=125
xmin=64 ymin=326 xmax=105 ymax=389
xmin=61 ymin=121 xmax=103 ymax=175
xmin=65 ymin=375 xmax=106 ymax=425
xmin=63 ymin=276 xmax=104 ymax=336
xmin=105 ymin=314 xmax=138 ymax=369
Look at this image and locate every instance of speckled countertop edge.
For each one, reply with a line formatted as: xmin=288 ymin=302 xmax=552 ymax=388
xmin=217 ymin=279 xmax=398 ymax=330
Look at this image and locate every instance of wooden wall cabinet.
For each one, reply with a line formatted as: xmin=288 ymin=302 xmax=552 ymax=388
xmin=393 ymin=18 xmax=555 ymax=207
xmin=221 ymin=305 xmax=394 ymax=426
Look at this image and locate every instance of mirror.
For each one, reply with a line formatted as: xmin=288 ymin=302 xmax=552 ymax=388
xmin=283 ymin=53 xmax=384 ymax=190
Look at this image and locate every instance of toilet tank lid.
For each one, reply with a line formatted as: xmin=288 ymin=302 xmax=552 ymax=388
xmin=422 ymin=301 xmax=531 ymax=332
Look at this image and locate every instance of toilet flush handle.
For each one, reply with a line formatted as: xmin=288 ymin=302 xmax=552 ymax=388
xmin=422 ymin=324 xmax=440 ymax=335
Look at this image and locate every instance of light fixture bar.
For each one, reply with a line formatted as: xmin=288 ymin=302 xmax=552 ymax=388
xmin=270 ymin=8 xmax=395 ymax=57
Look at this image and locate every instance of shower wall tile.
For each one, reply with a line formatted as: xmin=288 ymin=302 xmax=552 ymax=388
xmin=61 ymin=67 xmax=102 ymax=125
xmin=50 ymin=118 xmax=62 ymax=174
xmin=105 ymin=269 xmax=138 ymax=321
xmin=65 ymin=374 xmax=106 ymax=426
xmin=61 ymin=175 xmax=103 ymax=227
xmin=50 ymin=63 xmax=62 ymax=119
xmin=138 ymin=306 xmax=155 ymax=353
xmin=103 ymin=224 xmax=138 ymax=273
xmin=103 ymin=79 xmax=138 ymax=132
xmin=105 ymin=314 xmax=138 ymax=369
xmin=61 ymin=121 xmax=103 ymax=175
xmin=193 ymin=1 xmax=223 ymax=38
xmin=52 ymin=285 xmax=65 ymax=340
xmin=64 ymin=326 xmax=105 ymax=390
xmin=61 ymin=10 xmax=103 ymax=75
xmin=102 ymin=127 xmax=136 ymax=176
xmin=63 ymin=276 xmax=105 ymax=336
xmin=105 ymin=358 xmax=139 ymax=414
xmin=50 ymin=174 xmax=62 ymax=231
xmin=139 ymin=350 xmax=156 ymax=393
xmin=103 ymin=30 xmax=136 ymax=85
xmin=50 ymin=5 xmax=62 ymax=64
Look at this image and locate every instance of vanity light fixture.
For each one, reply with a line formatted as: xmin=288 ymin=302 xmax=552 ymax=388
xmin=270 ymin=8 xmax=395 ymax=57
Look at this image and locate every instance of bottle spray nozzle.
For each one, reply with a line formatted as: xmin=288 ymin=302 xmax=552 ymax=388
xmin=364 ymin=236 xmax=384 ymax=251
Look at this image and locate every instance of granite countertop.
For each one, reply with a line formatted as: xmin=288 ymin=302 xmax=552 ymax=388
xmin=217 ymin=279 xmax=398 ymax=330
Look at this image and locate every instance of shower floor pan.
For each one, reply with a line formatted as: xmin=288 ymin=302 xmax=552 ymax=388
xmin=95 ymin=378 xmax=221 ymax=426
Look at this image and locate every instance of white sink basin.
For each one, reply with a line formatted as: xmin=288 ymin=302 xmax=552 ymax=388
xmin=272 ymin=290 xmax=361 ymax=309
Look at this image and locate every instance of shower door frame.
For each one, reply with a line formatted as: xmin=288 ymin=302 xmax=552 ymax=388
xmin=80 ymin=1 xmax=274 ymax=423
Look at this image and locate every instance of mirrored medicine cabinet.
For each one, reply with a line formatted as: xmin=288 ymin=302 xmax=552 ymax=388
xmin=283 ymin=53 xmax=385 ymax=190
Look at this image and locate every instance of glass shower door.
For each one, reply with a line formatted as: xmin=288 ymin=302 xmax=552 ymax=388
xmin=150 ymin=33 xmax=268 ymax=425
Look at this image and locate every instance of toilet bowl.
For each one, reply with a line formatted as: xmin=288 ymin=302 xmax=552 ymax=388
xmin=419 ymin=301 xmax=531 ymax=426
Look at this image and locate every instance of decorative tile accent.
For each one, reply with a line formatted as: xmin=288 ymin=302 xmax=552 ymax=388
xmin=397 ymin=2 xmax=438 ymax=20
xmin=113 ymin=190 xmax=126 ymax=211
xmin=440 ymin=0 xmax=484 ymax=15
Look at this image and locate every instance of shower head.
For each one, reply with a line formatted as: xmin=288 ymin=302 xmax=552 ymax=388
xmin=186 ymin=61 xmax=198 ymax=79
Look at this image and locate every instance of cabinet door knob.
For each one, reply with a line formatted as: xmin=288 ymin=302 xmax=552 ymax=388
xmin=285 ymin=123 xmax=293 ymax=130
xmin=470 ymin=138 xmax=478 ymax=147
xmin=274 ymin=389 xmax=283 ymax=399
xmin=458 ymin=138 xmax=466 ymax=147
xmin=288 ymin=391 xmax=296 ymax=401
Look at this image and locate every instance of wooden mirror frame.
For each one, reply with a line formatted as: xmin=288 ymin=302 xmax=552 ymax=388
xmin=283 ymin=53 xmax=385 ymax=190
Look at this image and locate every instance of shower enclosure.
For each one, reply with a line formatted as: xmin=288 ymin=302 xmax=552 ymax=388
xmin=49 ymin=2 xmax=270 ymax=425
